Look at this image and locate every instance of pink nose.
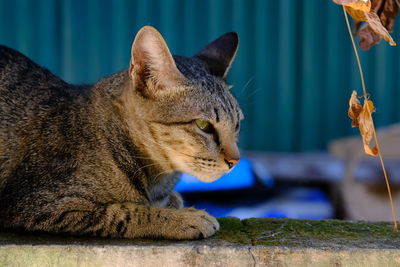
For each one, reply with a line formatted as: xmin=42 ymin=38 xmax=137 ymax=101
xmin=224 ymin=158 xmax=239 ymax=169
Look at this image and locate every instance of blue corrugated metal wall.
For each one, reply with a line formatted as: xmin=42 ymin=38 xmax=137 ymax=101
xmin=1 ymin=0 xmax=400 ymax=152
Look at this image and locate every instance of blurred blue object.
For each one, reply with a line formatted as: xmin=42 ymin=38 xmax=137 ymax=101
xmin=176 ymin=157 xmax=256 ymax=193
xmin=226 ymin=188 xmax=332 ymax=219
xmin=191 ymin=188 xmax=333 ymax=219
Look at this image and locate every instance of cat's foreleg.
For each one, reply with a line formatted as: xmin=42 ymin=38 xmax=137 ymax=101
xmin=166 ymin=191 xmax=184 ymax=209
xmin=26 ymin=201 xmax=219 ymax=239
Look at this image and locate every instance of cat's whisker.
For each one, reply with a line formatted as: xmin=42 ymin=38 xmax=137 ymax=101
xmin=245 ymin=87 xmax=263 ymax=100
xmin=131 ymin=154 xmax=196 ymax=167
xmin=129 ymin=155 xmax=173 ymax=163
xmin=131 ymin=162 xmax=161 ymax=179
xmin=152 ymin=169 xmax=174 ymax=181
xmin=240 ymin=74 xmax=256 ymax=94
xmin=132 ymin=129 xmax=200 ymax=159
xmin=131 ymin=157 xmax=197 ymax=179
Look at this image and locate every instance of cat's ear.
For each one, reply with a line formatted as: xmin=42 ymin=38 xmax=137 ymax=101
xmin=129 ymin=26 xmax=185 ymax=97
xmin=194 ymin=32 xmax=239 ymax=80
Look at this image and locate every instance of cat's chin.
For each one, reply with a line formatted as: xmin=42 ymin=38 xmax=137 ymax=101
xmin=192 ymin=173 xmax=224 ymax=183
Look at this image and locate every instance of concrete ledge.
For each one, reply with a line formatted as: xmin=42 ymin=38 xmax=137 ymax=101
xmin=1 ymin=218 xmax=400 ymax=266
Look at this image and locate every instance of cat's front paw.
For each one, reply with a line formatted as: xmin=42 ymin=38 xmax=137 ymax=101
xmin=169 ymin=208 xmax=219 ymax=239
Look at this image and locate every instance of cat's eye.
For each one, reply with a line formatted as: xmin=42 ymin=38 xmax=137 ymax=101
xmin=235 ymin=122 xmax=240 ymax=132
xmin=195 ymin=119 xmax=212 ymax=133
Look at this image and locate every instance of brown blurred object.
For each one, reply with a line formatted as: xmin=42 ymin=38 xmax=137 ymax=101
xmin=329 ymin=124 xmax=400 ymax=221
xmin=355 ymin=0 xmax=400 ymax=50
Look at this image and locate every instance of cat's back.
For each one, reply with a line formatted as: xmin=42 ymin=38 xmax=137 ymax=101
xmin=0 ymin=45 xmax=89 ymax=151
xmin=0 ymin=45 xmax=69 ymax=98
xmin=0 ymin=45 xmax=91 ymax=121
xmin=0 ymin=46 xmax=94 ymax=185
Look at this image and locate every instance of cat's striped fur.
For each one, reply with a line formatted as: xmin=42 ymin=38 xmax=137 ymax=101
xmin=0 ymin=26 xmax=242 ymax=239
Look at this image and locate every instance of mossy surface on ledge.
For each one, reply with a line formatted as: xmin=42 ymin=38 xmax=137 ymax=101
xmin=0 ymin=217 xmax=399 ymax=249
xmin=216 ymin=217 xmax=400 ymax=248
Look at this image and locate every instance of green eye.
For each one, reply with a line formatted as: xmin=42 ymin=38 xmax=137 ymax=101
xmin=195 ymin=119 xmax=212 ymax=133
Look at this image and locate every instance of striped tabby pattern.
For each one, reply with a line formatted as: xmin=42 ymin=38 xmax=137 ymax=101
xmin=0 ymin=26 xmax=242 ymax=239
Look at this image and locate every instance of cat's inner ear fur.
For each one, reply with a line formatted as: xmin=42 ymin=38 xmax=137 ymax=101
xmin=129 ymin=26 xmax=186 ymax=97
xmin=194 ymin=32 xmax=239 ymax=80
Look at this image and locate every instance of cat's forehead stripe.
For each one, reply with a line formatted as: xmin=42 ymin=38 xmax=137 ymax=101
xmin=214 ymin=108 xmax=220 ymax=123
xmin=172 ymin=54 xmax=241 ymax=128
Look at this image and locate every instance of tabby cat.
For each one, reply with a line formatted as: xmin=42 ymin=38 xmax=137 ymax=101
xmin=0 ymin=26 xmax=242 ymax=239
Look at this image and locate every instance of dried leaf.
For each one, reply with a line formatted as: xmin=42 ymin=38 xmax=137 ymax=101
xmin=359 ymin=25 xmax=383 ymax=49
xmin=345 ymin=6 xmax=368 ymax=21
xmin=371 ymin=0 xmax=385 ymax=11
xmin=378 ymin=0 xmax=399 ymax=32
xmin=333 ymin=0 xmax=399 ymax=49
xmin=348 ymin=91 xmax=378 ymax=156
xmin=359 ymin=98 xmax=378 ymax=155
xmin=365 ymin=11 xmax=396 ymax=45
xmin=333 ymin=0 xmax=372 ymax=12
xmin=348 ymin=90 xmax=363 ymax=127
xmin=346 ymin=0 xmax=372 ymax=12
xmin=358 ymin=0 xmax=399 ymax=50
xmin=333 ymin=0 xmax=365 ymax=3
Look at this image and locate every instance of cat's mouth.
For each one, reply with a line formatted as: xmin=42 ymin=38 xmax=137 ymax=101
xmin=186 ymin=164 xmax=233 ymax=183
xmin=189 ymin=157 xmax=238 ymax=183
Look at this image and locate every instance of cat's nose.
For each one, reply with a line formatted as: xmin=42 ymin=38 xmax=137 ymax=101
xmin=222 ymin=143 xmax=240 ymax=169
xmin=224 ymin=158 xmax=239 ymax=169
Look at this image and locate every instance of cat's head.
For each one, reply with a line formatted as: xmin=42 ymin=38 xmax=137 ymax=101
xmin=127 ymin=26 xmax=242 ymax=182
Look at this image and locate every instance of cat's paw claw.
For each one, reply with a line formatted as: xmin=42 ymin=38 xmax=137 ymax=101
xmin=172 ymin=208 xmax=219 ymax=239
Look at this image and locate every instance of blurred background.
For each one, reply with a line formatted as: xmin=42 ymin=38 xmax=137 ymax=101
xmin=2 ymin=0 xmax=400 ymax=221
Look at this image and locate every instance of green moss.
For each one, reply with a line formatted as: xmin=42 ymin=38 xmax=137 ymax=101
xmin=215 ymin=217 xmax=400 ymax=248
xmin=213 ymin=217 xmax=251 ymax=244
